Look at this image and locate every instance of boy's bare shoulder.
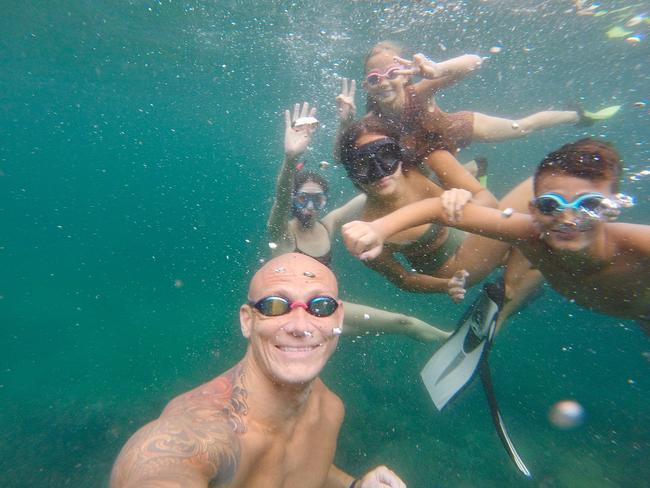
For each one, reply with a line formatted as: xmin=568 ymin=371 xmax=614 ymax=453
xmin=607 ymin=222 xmax=650 ymax=255
xmin=111 ymin=365 xmax=248 ymax=488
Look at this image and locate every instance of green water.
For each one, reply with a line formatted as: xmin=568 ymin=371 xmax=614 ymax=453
xmin=1 ymin=1 xmax=649 ymax=486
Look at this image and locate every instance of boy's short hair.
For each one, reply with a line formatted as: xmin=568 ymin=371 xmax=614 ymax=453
xmin=534 ymin=138 xmax=622 ymax=193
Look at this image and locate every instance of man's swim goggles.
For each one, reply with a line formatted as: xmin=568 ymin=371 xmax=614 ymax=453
xmin=532 ymin=192 xmax=634 ymax=221
xmin=345 ymin=138 xmax=402 ymax=185
xmin=293 ymin=191 xmax=327 ymax=210
xmin=249 ymin=295 xmax=339 ymax=317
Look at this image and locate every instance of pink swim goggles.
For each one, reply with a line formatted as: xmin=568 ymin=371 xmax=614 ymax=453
xmin=365 ymin=64 xmax=404 ymax=86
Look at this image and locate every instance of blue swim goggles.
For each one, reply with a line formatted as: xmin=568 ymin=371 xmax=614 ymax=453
xmin=532 ymin=192 xmax=606 ymax=216
xmin=293 ymin=191 xmax=327 ymax=210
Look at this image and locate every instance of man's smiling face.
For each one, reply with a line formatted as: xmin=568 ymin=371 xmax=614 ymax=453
xmin=240 ymin=253 xmax=343 ymax=386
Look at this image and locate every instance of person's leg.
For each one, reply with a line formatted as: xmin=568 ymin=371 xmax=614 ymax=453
xmin=472 ymin=111 xmax=579 ymax=142
xmin=462 ymin=156 xmax=489 ymax=186
xmin=341 ymin=301 xmax=451 ymax=343
xmin=496 ymin=249 xmax=545 ymax=330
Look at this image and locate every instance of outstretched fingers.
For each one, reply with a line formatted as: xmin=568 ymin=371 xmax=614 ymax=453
xmin=284 ymin=109 xmax=292 ymax=131
xmin=448 ymin=270 xmax=469 ymax=303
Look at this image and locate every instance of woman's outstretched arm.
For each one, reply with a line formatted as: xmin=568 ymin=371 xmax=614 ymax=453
xmin=267 ymin=102 xmax=318 ymax=243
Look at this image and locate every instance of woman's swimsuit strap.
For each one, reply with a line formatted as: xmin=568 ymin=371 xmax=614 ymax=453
xmin=292 ymin=221 xmax=333 ymax=267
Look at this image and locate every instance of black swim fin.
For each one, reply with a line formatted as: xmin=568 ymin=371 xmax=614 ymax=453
xmin=420 ymin=280 xmax=532 ymax=478
xmin=420 ymin=281 xmax=502 ymax=410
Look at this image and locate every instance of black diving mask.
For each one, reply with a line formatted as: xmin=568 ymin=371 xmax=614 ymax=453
xmin=346 ymin=138 xmax=402 ymax=185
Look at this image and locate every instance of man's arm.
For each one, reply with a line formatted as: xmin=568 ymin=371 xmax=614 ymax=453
xmin=110 ymin=405 xmax=240 ymax=488
xmin=326 ymin=465 xmax=406 ymax=488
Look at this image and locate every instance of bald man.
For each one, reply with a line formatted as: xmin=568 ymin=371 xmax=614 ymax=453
xmin=110 ymin=253 xmax=406 ymax=488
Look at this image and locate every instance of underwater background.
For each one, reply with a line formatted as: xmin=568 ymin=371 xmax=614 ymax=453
xmin=1 ymin=1 xmax=649 ymax=486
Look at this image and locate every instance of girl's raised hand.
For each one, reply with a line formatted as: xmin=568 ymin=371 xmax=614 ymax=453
xmin=394 ymin=54 xmax=441 ymax=79
xmin=335 ymin=77 xmax=356 ymax=123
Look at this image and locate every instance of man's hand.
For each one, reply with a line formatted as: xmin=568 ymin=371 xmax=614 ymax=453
xmin=284 ymin=102 xmax=318 ymax=161
xmin=336 ymin=78 xmax=356 ymax=124
xmin=342 ymin=220 xmax=385 ymax=260
xmin=440 ymin=188 xmax=473 ymax=223
xmin=447 ymin=270 xmax=469 ymax=303
xmin=357 ymin=465 xmax=406 ymax=488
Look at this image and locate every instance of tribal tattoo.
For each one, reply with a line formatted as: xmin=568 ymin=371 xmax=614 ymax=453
xmin=112 ymin=364 xmax=248 ymax=487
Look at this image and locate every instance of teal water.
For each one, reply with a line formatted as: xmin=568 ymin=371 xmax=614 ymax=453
xmin=1 ymin=1 xmax=649 ymax=486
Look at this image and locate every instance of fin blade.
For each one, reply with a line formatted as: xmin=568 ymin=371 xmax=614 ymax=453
xmin=584 ymin=105 xmax=621 ymax=120
xmin=420 ymin=284 xmax=500 ymax=411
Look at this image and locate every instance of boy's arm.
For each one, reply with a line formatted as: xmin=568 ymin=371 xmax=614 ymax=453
xmin=611 ymin=222 xmax=650 ymax=256
xmin=402 ymin=53 xmax=483 ymax=96
xmin=110 ymin=412 xmax=237 ymax=488
xmin=343 ymin=199 xmax=533 ymax=261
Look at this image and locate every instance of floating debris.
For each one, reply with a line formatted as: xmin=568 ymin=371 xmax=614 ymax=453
xmin=292 ymin=116 xmax=319 ymax=129
xmin=633 ymin=101 xmax=647 ymax=108
xmin=173 ymin=279 xmax=184 ymax=288
xmin=548 ymin=400 xmax=586 ymax=429
xmin=363 ymin=313 xmax=370 ymax=320
xmin=332 ymin=327 xmax=342 ymax=336
xmin=273 ymin=266 xmax=286 ymax=273
xmin=501 ymin=207 xmax=514 ymax=218
xmin=606 ymin=25 xmax=633 ymax=39
xmin=625 ymin=13 xmax=647 ymax=28
xmin=319 ymin=160 xmax=330 ymax=170
xmin=511 ymin=122 xmax=520 ymax=129
xmin=268 ymin=242 xmax=278 ymax=250
xmin=303 ymin=271 xmax=315 ymax=278
xmin=489 ymin=46 xmax=503 ymax=54
xmin=625 ymin=35 xmax=643 ymax=44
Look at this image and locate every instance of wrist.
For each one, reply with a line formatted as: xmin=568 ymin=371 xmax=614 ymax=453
xmin=284 ymin=153 xmax=301 ymax=164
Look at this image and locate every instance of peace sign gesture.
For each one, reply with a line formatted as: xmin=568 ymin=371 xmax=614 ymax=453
xmin=393 ymin=53 xmax=442 ymax=79
xmin=335 ymin=77 xmax=356 ymax=124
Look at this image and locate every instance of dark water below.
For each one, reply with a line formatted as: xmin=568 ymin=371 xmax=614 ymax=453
xmin=1 ymin=1 xmax=649 ymax=486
